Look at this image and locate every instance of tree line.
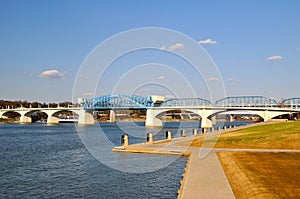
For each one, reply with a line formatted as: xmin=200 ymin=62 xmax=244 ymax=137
xmin=0 ymin=100 xmax=74 ymax=109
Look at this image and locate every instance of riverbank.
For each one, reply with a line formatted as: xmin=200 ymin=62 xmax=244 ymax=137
xmin=113 ymin=121 xmax=300 ymax=198
xmin=0 ymin=118 xmax=18 ymax=123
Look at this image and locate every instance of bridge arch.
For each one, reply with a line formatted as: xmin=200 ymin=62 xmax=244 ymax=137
xmin=282 ymin=98 xmax=300 ymax=108
xmin=206 ymin=109 xmax=291 ymax=122
xmin=23 ymin=110 xmax=48 ymax=123
xmin=80 ymin=94 xmax=152 ymax=109
xmin=146 ymin=107 xmax=218 ymax=128
xmin=1 ymin=111 xmax=21 ymax=121
xmin=45 ymin=109 xmax=80 ymax=124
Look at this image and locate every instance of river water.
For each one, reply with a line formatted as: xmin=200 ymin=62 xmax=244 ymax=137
xmin=0 ymin=121 xmax=250 ymax=198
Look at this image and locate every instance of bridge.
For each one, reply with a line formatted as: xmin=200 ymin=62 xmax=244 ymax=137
xmin=0 ymin=95 xmax=299 ymax=127
xmin=78 ymin=95 xmax=300 ymax=127
xmin=0 ymin=107 xmax=94 ymax=125
xmin=145 ymin=96 xmax=300 ymax=127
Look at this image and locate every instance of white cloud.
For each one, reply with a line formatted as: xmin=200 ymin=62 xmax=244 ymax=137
xmin=39 ymin=69 xmax=64 ymax=79
xmin=169 ymin=43 xmax=184 ymax=51
xmin=207 ymin=77 xmax=220 ymax=81
xmin=160 ymin=43 xmax=185 ymax=51
xmin=157 ymin=75 xmax=165 ymax=80
xmin=198 ymin=38 xmax=217 ymax=45
xmin=266 ymin=55 xmax=283 ymax=61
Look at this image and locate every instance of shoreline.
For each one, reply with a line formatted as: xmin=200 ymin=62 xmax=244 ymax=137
xmin=112 ymin=121 xmax=297 ymax=198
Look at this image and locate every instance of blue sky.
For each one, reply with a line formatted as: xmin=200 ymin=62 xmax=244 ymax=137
xmin=0 ymin=0 xmax=299 ymax=103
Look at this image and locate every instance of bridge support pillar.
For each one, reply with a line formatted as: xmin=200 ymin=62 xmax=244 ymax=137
xmin=78 ymin=110 xmax=94 ymax=125
xmin=145 ymin=109 xmax=162 ymax=127
xmin=211 ymin=115 xmax=217 ymax=125
xmin=47 ymin=116 xmax=59 ymax=124
xmin=201 ymin=118 xmax=213 ymax=129
xmin=109 ymin=110 xmax=116 ymax=123
xmin=229 ymin=114 xmax=234 ymax=122
xmin=20 ymin=115 xmax=32 ymax=124
xmin=262 ymin=110 xmax=274 ymax=122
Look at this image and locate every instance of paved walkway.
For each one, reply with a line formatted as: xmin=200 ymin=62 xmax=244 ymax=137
xmin=180 ymin=148 xmax=235 ymax=199
xmin=113 ymin=142 xmax=236 ymax=199
xmin=112 ymin=121 xmax=300 ymax=199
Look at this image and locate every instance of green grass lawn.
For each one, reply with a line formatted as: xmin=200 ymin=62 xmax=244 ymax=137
xmin=188 ymin=121 xmax=300 ymax=149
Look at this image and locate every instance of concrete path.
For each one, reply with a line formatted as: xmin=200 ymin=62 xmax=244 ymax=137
xmin=112 ymin=121 xmax=299 ymax=199
xmin=113 ymin=143 xmax=236 ymax=199
xmin=180 ymin=148 xmax=235 ymax=199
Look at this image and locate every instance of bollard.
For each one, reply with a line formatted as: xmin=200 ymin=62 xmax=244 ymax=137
xmin=147 ymin=132 xmax=153 ymax=143
xmin=181 ymin=129 xmax=186 ymax=137
xmin=211 ymin=127 xmax=214 ymax=132
xmin=193 ymin=128 xmax=197 ymax=136
xmin=223 ymin=126 xmax=227 ymax=130
xmin=202 ymin=128 xmax=207 ymax=134
xmin=166 ymin=130 xmax=172 ymax=140
xmin=217 ymin=126 xmax=221 ymax=131
xmin=121 ymin=134 xmax=129 ymax=146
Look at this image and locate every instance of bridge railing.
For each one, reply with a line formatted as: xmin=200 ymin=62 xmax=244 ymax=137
xmin=214 ymin=96 xmax=278 ymax=108
xmin=281 ymin=98 xmax=300 ymax=109
xmin=75 ymin=95 xmax=300 ymax=109
xmin=79 ymin=94 xmax=153 ymax=109
xmin=160 ymin=98 xmax=212 ymax=107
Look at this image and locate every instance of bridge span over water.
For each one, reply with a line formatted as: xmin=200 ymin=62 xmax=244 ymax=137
xmin=0 ymin=107 xmax=94 ymax=125
xmin=0 ymin=95 xmax=299 ymax=127
xmin=78 ymin=95 xmax=300 ymax=127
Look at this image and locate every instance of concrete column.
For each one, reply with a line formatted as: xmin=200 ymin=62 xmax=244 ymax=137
xmin=121 ymin=134 xmax=129 ymax=146
xmin=47 ymin=116 xmax=59 ymax=124
xmin=166 ymin=130 xmax=172 ymax=140
xmin=193 ymin=128 xmax=198 ymax=136
xmin=181 ymin=130 xmax=186 ymax=137
xmin=147 ymin=132 xmax=153 ymax=143
xmin=109 ymin=110 xmax=115 ymax=123
xmin=211 ymin=115 xmax=217 ymax=125
xmin=20 ymin=115 xmax=32 ymax=124
xmin=201 ymin=117 xmax=212 ymax=128
xmin=145 ymin=109 xmax=162 ymax=127
xmin=229 ymin=114 xmax=234 ymax=122
xmin=78 ymin=110 xmax=94 ymax=125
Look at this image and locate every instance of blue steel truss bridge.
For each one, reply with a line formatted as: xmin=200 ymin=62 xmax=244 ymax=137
xmin=1 ymin=95 xmax=299 ymax=126
xmin=78 ymin=95 xmax=300 ymax=127
xmin=79 ymin=95 xmax=300 ymax=109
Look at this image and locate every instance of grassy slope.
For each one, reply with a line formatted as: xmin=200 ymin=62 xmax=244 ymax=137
xmin=217 ymin=152 xmax=300 ymax=199
xmin=189 ymin=121 xmax=300 ymax=149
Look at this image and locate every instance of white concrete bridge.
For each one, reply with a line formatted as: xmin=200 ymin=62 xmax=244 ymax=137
xmin=1 ymin=96 xmax=299 ymax=127
xmin=145 ymin=106 xmax=300 ymax=127
xmin=0 ymin=107 xmax=94 ymax=125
